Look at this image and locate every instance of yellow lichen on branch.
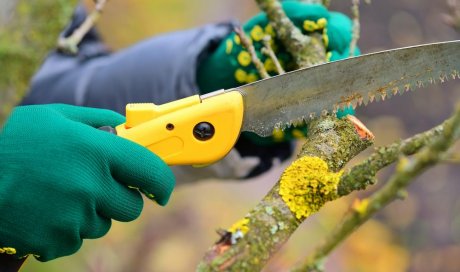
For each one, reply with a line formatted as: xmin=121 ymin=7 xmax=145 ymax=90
xmin=279 ymin=156 xmax=342 ymax=219
xmin=228 ymin=218 xmax=250 ymax=235
xmin=198 ymin=116 xmax=373 ymax=272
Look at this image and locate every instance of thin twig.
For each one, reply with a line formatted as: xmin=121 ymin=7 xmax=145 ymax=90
xmin=443 ymin=0 xmax=460 ymax=31
xmin=57 ymin=0 xmax=108 ymax=54
xmin=234 ymin=26 xmax=270 ymax=79
xmin=338 ymin=121 xmax=445 ymax=196
xmin=349 ymin=0 xmax=360 ymax=57
xmin=261 ymin=35 xmax=285 ymax=74
xmin=441 ymin=152 xmax=460 ymax=164
xmin=296 ymin=0 xmax=329 ymax=5
xmin=292 ymin=106 xmax=460 ymax=272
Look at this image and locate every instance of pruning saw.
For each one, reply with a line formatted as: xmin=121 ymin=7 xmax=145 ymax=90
xmin=4 ymin=40 xmax=460 ymax=272
xmin=104 ymin=40 xmax=460 ymax=165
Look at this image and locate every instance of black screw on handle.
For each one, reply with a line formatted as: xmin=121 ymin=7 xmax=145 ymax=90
xmin=193 ymin=122 xmax=215 ymax=141
xmin=99 ymin=122 xmax=216 ymax=141
xmin=98 ymin=126 xmax=117 ymax=135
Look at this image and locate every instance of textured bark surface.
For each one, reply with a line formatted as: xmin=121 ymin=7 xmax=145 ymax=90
xmin=197 ymin=116 xmax=373 ymax=271
xmin=0 ymin=0 xmax=77 ymax=125
xmin=254 ymin=0 xmax=327 ymax=68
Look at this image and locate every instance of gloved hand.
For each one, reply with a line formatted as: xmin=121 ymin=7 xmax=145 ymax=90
xmin=196 ymin=2 xmax=358 ymax=176
xmin=0 ymin=104 xmax=175 ymax=261
xmin=197 ymin=1 xmax=359 ymax=93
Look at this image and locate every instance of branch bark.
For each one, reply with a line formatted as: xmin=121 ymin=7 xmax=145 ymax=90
xmin=0 ymin=0 xmax=78 ymax=125
xmin=234 ymin=26 xmax=270 ymax=79
xmin=349 ymin=0 xmax=360 ymax=56
xmin=293 ymin=105 xmax=460 ymax=271
xmin=262 ymin=35 xmax=285 ymax=74
xmin=57 ymin=0 xmax=108 ymax=54
xmin=197 ymin=116 xmax=373 ymax=271
xmin=337 ymin=121 xmax=445 ymax=196
xmin=254 ymin=0 xmax=327 ymax=68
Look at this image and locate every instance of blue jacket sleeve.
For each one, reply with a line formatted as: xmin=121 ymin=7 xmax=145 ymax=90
xmin=21 ymin=5 xmax=234 ymax=114
xmin=21 ymin=5 xmax=293 ymax=181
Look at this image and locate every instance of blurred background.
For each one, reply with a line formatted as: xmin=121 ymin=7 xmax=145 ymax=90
xmin=4 ymin=0 xmax=460 ymax=271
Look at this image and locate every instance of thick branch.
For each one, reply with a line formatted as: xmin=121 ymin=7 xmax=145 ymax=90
xmin=197 ymin=116 xmax=373 ymax=271
xmin=293 ymin=106 xmax=460 ymax=271
xmin=255 ymin=0 xmax=326 ymax=68
xmin=0 ymin=1 xmax=78 ymax=125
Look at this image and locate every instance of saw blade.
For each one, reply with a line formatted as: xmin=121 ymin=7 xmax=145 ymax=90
xmin=233 ymin=40 xmax=460 ymax=137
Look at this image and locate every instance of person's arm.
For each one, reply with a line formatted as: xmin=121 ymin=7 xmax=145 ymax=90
xmin=21 ymin=6 xmax=234 ymax=113
xmin=22 ymin=2 xmax=357 ymax=182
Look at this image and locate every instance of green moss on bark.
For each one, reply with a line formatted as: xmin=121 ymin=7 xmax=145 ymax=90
xmin=197 ymin=116 xmax=372 ymax=271
xmin=0 ymin=0 xmax=77 ymax=125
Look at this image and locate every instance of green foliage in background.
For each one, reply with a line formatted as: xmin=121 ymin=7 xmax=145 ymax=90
xmin=0 ymin=0 xmax=77 ymax=125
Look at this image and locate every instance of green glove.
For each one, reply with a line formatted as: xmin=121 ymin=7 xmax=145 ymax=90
xmin=197 ymin=1 xmax=358 ymax=144
xmin=0 ymin=104 xmax=175 ymax=261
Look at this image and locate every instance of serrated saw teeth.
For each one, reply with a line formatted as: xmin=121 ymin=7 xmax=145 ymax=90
xmin=439 ymin=74 xmax=448 ymax=83
xmin=333 ymin=104 xmax=340 ymax=113
xmin=293 ymin=119 xmax=304 ymax=126
xmin=368 ymin=93 xmax=375 ymax=103
xmin=351 ymin=101 xmax=358 ymax=110
xmin=240 ymin=40 xmax=460 ymax=137
xmin=404 ymin=84 xmax=411 ymax=91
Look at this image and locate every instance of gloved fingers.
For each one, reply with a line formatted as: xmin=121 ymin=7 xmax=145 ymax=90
xmin=282 ymin=2 xmax=329 ymax=26
xmin=79 ymin=214 xmax=112 ymax=239
xmin=329 ymin=46 xmax=361 ymax=62
xmin=97 ymin=180 xmax=144 ymax=222
xmin=327 ymin=12 xmax=353 ymax=53
xmin=243 ymin=2 xmax=329 ymax=32
xmin=336 ymin=105 xmax=355 ymax=119
xmin=45 ymin=104 xmax=125 ymax=128
xmin=34 ymin=231 xmax=84 ymax=262
xmin=105 ymin=137 xmax=175 ymax=206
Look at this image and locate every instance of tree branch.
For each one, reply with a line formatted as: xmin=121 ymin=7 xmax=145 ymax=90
xmin=293 ymin=105 xmax=460 ymax=271
xmin=57 ymin=0 xmax=108 ymax=54
xmin=197 ymin=116 xmax=373 ymax=271
xmin=443 ymin=0 xmax=460 ymax=31
xmin=297 ymin=0 xmax=331 ymax=7
xmin=234 ymin=26 xmax=270 ymax=79
xmin=254 ymin=0 xmax=327 ymax=68
xmin=349 ymin=0 xmax=360 ymax=56
xmin=338 ymin=121 xmax=445 ymax=196
xmin=0 ymin=1 xmax=78 ymax=125
xmin=262 ymin=35 xmax=285 ymax=74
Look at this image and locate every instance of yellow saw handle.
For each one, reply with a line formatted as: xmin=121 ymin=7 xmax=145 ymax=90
xmin=114 ymin=91 xmax=244 ymax=165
